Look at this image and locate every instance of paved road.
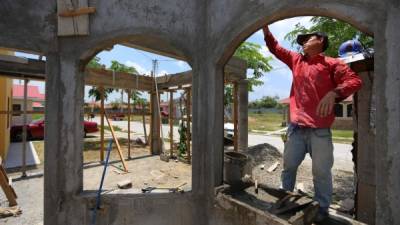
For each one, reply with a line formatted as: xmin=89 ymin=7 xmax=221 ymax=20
xmin=93 ymin=117 xmax=354 ymax=171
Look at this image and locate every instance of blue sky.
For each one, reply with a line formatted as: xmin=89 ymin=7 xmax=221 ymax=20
xmin=16 ymin=16 xmax=313 ymax=103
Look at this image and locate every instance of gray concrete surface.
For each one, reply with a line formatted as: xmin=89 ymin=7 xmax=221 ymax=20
xmin=4 ymin=142 xmax=41 ymax=169
xmin=0 ymin=1 xmax=398 ymax=224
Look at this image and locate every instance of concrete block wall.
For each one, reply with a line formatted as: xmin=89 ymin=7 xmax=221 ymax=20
xmin=0 ymin=0 xmax=399 ymax=224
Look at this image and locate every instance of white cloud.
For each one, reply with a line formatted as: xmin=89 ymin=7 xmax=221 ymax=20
xmin=175 ymin=60 xmax=187 ymax=69
xmin=259 ymin=46 xmax=271 ymax=58
xmin=157 ymin=70 xmax=169 ymax=76
xmin=254 ymin=16 xmax=313 ymax=41
xmin=125 ymin=60 xmax=150 ymax=75
xmin=270 ymin=16 xmax=313 ymax=41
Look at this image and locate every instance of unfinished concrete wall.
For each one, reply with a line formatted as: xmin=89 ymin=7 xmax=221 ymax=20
xmin=375 ymin=5 xmax=400 ymax=225
xmin=1 ymin=0 xmax=400 ymax=224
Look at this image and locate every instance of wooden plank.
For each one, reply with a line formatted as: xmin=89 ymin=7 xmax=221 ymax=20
xmin=185 ymin=88 xmax=191 ymax=163
xmin=0 ymin=111 xmax=44 ymax=115
xmin=169 ymin=91 xmax=174 ymax=157
xmin=0 ymin=58 xmax=45 ymax=80
xmin=0 ymin=55 xmax=28 ymax=64
xmin=104 ymin=113 xmax=128 ymax=172
xmin=85 ymin=68 xmax=153 ymax=91
xmin=267 ymin=162 xmax=280 ymax=173
xmin=0 ymin=165 xmax=17 ymax=206
xmin=57 ymin=0 xmax=90 ymax=36
xmin=59 ymin=7 xmax=95 ymax=17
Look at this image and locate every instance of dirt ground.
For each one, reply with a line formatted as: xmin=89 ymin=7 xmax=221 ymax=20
xmin=242 ymin=143 xmax=355 ymax=205
xmin=0 ymin=140 xmax=354 ymax=224
xmin=83 ymin=141 xmax=192 ymax=191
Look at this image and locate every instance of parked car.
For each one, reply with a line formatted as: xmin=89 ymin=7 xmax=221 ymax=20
xmin=10 ymin=119 xmax=99 ymax=142
xmin=224 ymin=123 xmax=234 ymax=141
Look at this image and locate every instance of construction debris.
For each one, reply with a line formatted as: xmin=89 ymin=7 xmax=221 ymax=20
xmin=117 ymin=180 xmax=132 ymax=189
xmin=0 ymin=206 xmax=21 ymax=218
xmin=267 ymin=161 xmax=280 ymax=173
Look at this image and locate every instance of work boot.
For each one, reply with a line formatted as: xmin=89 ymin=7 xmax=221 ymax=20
xmin=314 ymin=207 xmax=329 ymax=223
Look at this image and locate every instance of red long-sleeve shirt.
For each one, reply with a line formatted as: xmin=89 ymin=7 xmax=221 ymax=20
xmin=264 ymin=31 xmax=362 ymax=128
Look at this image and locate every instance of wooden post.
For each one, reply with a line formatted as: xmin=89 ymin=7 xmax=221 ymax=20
xmin=104 ymin=113 xmax=128 ymax=172
xmin=233 ymin=82 xmax=238 ymax=152
xmin=21 ymin=79 xmax=28 ymax=177
xmin=142 ymin=101 xmax=148 ymax=145
xmin=0 ymin=162 xmax=17 ymax=206
xmin=169 ymin=91 xmax=174 ymax=157
xmin=149 ymin=92 xmax=153 ymax=154
xmin=100 ymin=86 xmax=105 ymax=162
xmin=185 ymin=88 xmax=191 ymax=162
xmin=127 ymin=90 xmax=131 ymax=159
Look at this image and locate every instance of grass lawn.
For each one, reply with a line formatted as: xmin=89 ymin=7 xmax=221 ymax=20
xmin=248 ymin=112 xmax=285 ymax=132
xmin=331 ymin=129 xmax=354 ymax=143
xmin=32 ymin=114 xmax=44 ymax=120
xmin=32 ymin=138 xmax=158 ymax=164
xmin=247 ymin=112 xmax=354 ymax=143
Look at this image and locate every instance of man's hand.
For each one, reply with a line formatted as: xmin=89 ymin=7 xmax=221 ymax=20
xmin=262 ymin=25 xmax=270 ymax=36
xmin=316 ymin=91 xmax=338 ymax=117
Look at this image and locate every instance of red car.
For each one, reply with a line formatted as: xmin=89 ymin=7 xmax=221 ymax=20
xmin=10 ymin=119 xmax=99 ymax=142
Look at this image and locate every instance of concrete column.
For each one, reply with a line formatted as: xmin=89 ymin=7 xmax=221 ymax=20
xmin=375 ymin=7 xmax=400 ymax=225
xmin=150 ymin=91 xmax=161 ymax=154
xmin=237 ymin=80 xmax=248 ymax=151
xmin=343 ymin=103 xmax=347 ymax=118
xmin=191 ymin=56 xmax=224 ymax=224
xmin=44 ymin=53 xmax=85 ymax=225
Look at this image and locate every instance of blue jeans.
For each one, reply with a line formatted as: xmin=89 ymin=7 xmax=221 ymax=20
xmin=281 ymin=123 xmax=334 ymax=209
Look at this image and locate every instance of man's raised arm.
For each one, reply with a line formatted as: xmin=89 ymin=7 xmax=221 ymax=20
xmin=263 ymin=26 xmax=298 ymax=69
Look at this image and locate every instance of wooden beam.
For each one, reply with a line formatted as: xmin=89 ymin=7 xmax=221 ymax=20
xmin=0 ymin=165 xmax=17 ymax=206
xmin=156 ymin=57 xmax=247 ymax=89
xmin=156 ymin=71 xmax=192 ymax=89
xmin=0 ymin=58 xmax=45 ymax=80
xmin=84 ymin=68 xmax=154 ymax=91
xmin=0 ymin=110 xmax=44 ymax=115
xmin=59 ymin=7 xmax=96 ymax=17
xmin=104 ymin=113 xmax=128 ymax=172
xmin=169 ymin=91 xmax=174 ymax=158
xmin=57 ymin=0 xmax=90 ymax=36
xmin=185 ymin=88 xmax=191 ymax=163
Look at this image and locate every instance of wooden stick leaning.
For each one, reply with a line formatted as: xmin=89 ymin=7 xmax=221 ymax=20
xmin=104 ymin=113 xmax=128 ymax=172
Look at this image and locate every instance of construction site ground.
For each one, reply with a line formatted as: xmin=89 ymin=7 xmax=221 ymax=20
xmin=0 ymin=124 xmax=355 ymax=224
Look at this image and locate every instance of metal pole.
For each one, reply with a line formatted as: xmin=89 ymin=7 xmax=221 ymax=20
xmin=91 ymin=139 xmax=113 ymax=225
xmin=21 ymin=79 xmax=28 ymax=177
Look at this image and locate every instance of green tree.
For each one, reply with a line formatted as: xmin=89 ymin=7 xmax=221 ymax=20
xmin=109 ymin=60 xmax=139 ymax=105
xmin=234 ymin=42 xmax=273 ymax=91
xmin=284 ymin=17 xmax=373 ymax=57
xmin=87 ymin=57 xmax=114 ymax=101
xmin=224 ymin=42 xmax=273 ymax=109
xmin=248 ymin=95 xmax=280 ymax=109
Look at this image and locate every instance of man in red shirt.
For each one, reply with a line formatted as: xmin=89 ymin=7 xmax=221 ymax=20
xmin=263 ymin=26 xmax=362 ymax=222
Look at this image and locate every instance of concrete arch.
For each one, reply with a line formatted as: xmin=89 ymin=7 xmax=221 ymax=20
xmin=212 ymin=0 xmax=381 ymax=66
xmin=76 ymin=28 xmax=194 ymax=71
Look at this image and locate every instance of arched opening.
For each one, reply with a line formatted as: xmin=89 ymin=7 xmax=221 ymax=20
xmin=219 ymin=15 xmax=374 ymax=224
xmin=79 ymin=36 xmax=195 ymax=193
